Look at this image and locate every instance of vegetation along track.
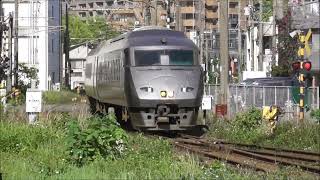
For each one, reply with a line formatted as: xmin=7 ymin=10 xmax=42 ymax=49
xmin=173 ymin=135 xmax=320 ymax=175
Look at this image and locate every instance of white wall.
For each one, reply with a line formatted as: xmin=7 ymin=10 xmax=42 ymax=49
xmin=244 ymin=19 xmax=278 ymax=79
xmin=2 ymin=0 xmax=61 ymax=91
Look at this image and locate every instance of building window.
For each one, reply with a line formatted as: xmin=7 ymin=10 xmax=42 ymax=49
xmin=229 ymin=2 xmax=239 ymax=8
xmin=71 ymin=72 xmax=83 ymax=77
xmin=70 ymin=60 xmax=84 ymax=69
xmin=51 ymin=72 xmax=55 ymax=82
xmin=79 ymin=12 xmax=86 ymax=17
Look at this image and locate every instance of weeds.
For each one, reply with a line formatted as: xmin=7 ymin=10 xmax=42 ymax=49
xmin=1 ymin=107 xmax=319 ymax=179
xmin=311 ymin=109 xmax=320 ymax=123
xmin=208 ymin=108 xmax=320 ymax=152
xmin=43 ymin=90 xmax=80 ymax=104
xmin=66 ymin=114 xmax=128 ymax=166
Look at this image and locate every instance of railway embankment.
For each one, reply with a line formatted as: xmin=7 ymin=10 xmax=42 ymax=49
xmin=1 ymin=100 xmax=319 ymax=179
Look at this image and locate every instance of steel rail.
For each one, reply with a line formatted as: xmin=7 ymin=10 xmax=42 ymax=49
xmin=173 ymin=137 xmax=320 ymax=175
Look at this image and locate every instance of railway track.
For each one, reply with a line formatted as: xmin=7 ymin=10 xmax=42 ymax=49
xmin=173 ymin=135 xmax=320 ymax=175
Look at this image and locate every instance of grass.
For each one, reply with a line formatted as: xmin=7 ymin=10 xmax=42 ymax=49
xmin=1 ymin=109 xmax=319 ymax=179
xmin=0 ymin=121 xmax=204 ymax=179
xmin=207 ymin=109 xmax=320 ymax=152
xmin=42 ymin=90 xmax=81 ymax=104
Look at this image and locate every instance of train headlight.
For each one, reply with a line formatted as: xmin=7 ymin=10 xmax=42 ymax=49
xmin=167 ymin=91 xmax=174 ymax=98
xmin=160 ymin=91 xmax=167 ymax=97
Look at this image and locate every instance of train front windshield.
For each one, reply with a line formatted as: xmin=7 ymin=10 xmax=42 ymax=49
xmin=134 ymin=50 xmax=195 ymax=66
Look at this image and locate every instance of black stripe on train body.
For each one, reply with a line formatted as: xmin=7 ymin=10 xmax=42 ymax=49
xmin=85 ymin=27 xmax=204 ymax=131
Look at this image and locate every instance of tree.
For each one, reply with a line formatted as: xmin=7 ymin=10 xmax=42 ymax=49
xmin=64 ymin=16 xmax=119 ymax=46
xmin=0 ymin=56 xmax=10 ymax=81
xmin=16 ymin=63 xmax=38 ymax=93
xmin=271 ymin=10 xmax=299 ymax=77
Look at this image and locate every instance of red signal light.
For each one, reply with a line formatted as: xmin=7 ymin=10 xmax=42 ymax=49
xmin=302 ymin=61 xmax=312 ymax=71
xmin=292 ymin=61 xmax=301 ymax=71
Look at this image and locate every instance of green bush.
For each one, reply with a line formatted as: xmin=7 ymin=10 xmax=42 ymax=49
xmin=311 ymin=109 xmax=320 ymax=123
xmin=66 ymin=114 xmax=128 ymax=166
xmin=208 ymin=108 xmax=320 ymax=152
xmin=232 ymin=108 xmax=262 ymax=130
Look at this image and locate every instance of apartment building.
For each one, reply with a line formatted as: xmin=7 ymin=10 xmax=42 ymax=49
xmin=69 ymin=0 xmax=167 ymax=31
xmin=2 ymin=0 xmax=61 ymax=91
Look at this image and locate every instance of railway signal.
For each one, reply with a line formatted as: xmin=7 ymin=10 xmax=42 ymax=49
xmin=302 ymin=61 xmax=312 ymax=72
xmin=295 ymin=29 xmax=312 ymax=121
xmin=292 ymin=61 xmax=301 ymax=73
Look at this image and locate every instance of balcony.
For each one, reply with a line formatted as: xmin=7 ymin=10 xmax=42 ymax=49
xmin=112 ymin=9 xmax=135 ymax=14
xmin=183 ymin=19 xmax=197 ymax=26
xmin=205 ymin=11 xmax=218 ymax=19
xmin=228 ymin=8 xmax=239 ymax=14
xmin=206 ymin=0 xmax=217 ymax=6
xmin=180 ymin=7 xmax=196 ymax=14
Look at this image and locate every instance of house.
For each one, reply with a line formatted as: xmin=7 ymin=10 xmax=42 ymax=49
xmin=65 ymin=44 xmax=91 ymax=90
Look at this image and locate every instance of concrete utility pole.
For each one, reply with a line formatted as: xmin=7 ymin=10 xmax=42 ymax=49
xmin=205 ymin=36 xmax=209 ymax=83
xmin=249 ymin=0 xmax=254 ymax=71
xmin=13 ymin=0 xmax=19 ymax=87
xmin=237 ymin=0 xmax=242 ymax=81
xmin=151 ymin=0 xmax=158 ymax=26
xmin=219 ymin=0 xmax=229 ymax=105
xmin=145 ymin=1 xmax=151 ymax=26
xmin=175 ymin=0 xmax=180 ymax=31
xmin=258 ymin=0 xmax=263 ymax=71
xmin=0 ymin=0 xmax=3 ymax=56
xmin=199 ymin=0 xmax=204 ymax=65
xmin=7 ymin=14 xmax=13 ymax=92
xmin=64 ymin=4 xmax=70 ymax=89
xmin=271 ymin=0 xmax=277 ymax=66
xmin=165 ymin=0 xmax=171 ymax=28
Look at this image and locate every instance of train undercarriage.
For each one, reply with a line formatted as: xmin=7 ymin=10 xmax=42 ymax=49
xmin=88 ymin=96 xmax=199 ymax=131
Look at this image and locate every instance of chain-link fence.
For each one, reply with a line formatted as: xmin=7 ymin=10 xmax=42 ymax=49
xmin=205 ymin=84 xmax=320 ymax=120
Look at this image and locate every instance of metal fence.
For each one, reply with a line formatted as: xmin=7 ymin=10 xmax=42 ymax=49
xmin=205 ymin=84 xmax=320 ymax=120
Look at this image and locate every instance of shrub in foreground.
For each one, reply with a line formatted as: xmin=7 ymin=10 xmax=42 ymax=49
xmin=311 ymin=109 xmax=320 ymax=123
xmin=66 ymin=114 xmax=128 ymax=166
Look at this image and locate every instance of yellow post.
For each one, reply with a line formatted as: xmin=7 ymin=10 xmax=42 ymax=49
xmin=298 ymin=34 xmax=305 ymax=122
xmin=299 ymin=69 xmax=304 ymax=121
xmin=296 ymin=29 xmax=312 ymax=122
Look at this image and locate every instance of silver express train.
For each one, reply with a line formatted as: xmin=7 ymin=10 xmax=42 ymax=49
xmin=85 ymin=27 xmax=204 ymax=131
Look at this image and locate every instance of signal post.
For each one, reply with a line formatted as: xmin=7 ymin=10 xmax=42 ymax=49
xmin=292 ymin=29 xmax=312 ymax=122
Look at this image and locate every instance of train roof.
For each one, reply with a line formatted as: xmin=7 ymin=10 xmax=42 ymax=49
xmin=88 ymin=27 xmax=198 ymax=56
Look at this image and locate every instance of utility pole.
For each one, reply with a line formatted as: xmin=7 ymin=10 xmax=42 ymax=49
xmin=219 ymin=0 xmax=229 ymax=105
xmin=199 ymin=0 xmax=204 ymax=66
xmin=165 ymin=0 xmax=171 ymax=29
xmin=64 ymin=4 xmax=70 ymax=89
xmin=271 ymin=0 xmax=277 ymax=67
xmin=7 ymin=14 xmax=13 ymax=92
xmin=175 ymin=0 xmax=180 ymax=31
xmin=151 ymin=0 xmax=158 ymax=26
xmin=0 ymin=0 xmax=3 ymax=56
xmin=258 ymin=0 xmax=263 ymax=71
xmin=205 ymin=36 xmax=209 ymax=83
xmin=145 ymin=1 xmax=151 ymax=26
xmin=249 ymin=0 xmax=254 ymax=71
xmin=13 ymin=0 xmax=18 ymax=87
xmin=237 ymin=0 xmax=242 ymax=81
